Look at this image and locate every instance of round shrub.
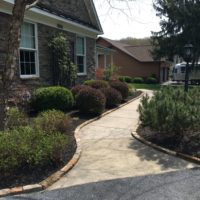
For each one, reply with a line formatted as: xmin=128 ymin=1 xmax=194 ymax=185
xmin=133 ymin=77 xmax=144 ymax=83
xmin=109 ymin=81 xmax=129 ymax=100
xmin=31 ymin=86 xmax=74 ymax=112
xmin=34 ymin=110 xmax=71 ymax=134
xmin=76 ymin=87 xmax=106 ymax=115
xmin=84 ymin=80 xmax=109 ymax=89
xmin=100 ymin=88 xmax=122 ymax=108
xmin=71 ymin=85 xmax=90 ymax=98
xmin=146 ymin=77 xmax=158 ymax=84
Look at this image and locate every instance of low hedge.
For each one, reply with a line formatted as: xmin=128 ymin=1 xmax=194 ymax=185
xmin=31 ymin=86 xmax=74 ymax=112
xmin=76 ymin=87 xmax=106 ymax=115
xmin=118 ymin=76 xmax=132 ymax=83
xmin=0 ymin=126 xmax=68 ymax=175
xmin=84 ymin=80 xmax=109 ymax=89
xmin=109 ymin=81 xmax=129 ymax=100
xmin=34 ymin=110 xmax=71 ymax=134
xmin=146 ymin=77 xmax=158 ymax=84
xmin=100 ymin=88 xmax=122 ymax=108
xmin=132 ymin=77 xmax=144 ymax=83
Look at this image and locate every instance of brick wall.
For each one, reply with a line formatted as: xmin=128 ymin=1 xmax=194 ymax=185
xmin=97 ymin=39 xmax=161 ymax=81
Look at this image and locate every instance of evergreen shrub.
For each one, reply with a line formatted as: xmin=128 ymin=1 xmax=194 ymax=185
xmin=138 ymin=87 xmax=200 ymax=138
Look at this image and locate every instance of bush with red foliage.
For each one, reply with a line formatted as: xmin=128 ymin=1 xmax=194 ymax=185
xmin=100 ymin=88 xmax=122 ymax=108
xmin=109 ymin=81 xmax=129 ymax=100
xmin=76 ymin=87 xmax=106 ymax=115
xmin=84 ymin=80 xmax=109 ymax=89
xmin=71 ymin=85 xmax=90 ymax=98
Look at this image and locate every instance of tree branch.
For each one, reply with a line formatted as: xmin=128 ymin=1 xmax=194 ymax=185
xmin=26 ymin=0 xmax=40 ymax=10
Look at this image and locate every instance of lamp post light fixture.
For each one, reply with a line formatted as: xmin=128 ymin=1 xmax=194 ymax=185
xmin=183 ymin=44 xmax=193 ymax=92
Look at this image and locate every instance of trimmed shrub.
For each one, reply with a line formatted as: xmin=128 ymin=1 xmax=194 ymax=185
xmin=109 ymin=81 xmax=129 ymax=100
xmin=0 ymin=126 xmax=68 ymax=175
xmin=100 ymin=88 xmax=122 ymax=108
xmin=118 ymin=76 xmax=132 ymax=83
xmin=132 ymin=77 xmax=144 ymax=83
xmin=31 ymin=86 xmax=74 ymax=112
xmin=146 ymin=77 xmax=158 ymax=84
xmin=34 ymin=110 xmax=71 ymax=134
xmin=76 ymin=87 xmax=106 ymax=115
xmin=84 ymin=80 xmax=109 ymax=89
xmin=71 ymin=85 xmax=90 ymax=98
xmin=138 ymin=87 xmax=200 ymax=139
xmin=7 ymin=107 xmax=28 ymax=129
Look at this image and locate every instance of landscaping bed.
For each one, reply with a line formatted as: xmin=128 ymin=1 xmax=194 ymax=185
xmin=0 ymin=81 xmax=142 ymax=190
xmin=137 ymin=87 xmax=200 ymax=158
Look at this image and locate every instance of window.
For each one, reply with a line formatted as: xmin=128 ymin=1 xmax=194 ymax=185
xmin=181 ymin=66 xmax=186 ymax=73
xmin=19 ymin=22 xmax=38 ymax=78
xmin=76 ymin=37 xmax=86 ymax=74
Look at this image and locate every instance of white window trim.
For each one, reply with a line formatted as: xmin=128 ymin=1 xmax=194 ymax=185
xmin=76 ymin=36 xmax=87 ymax=76
xmin=19 ymin=21 xmax=40 ymax=79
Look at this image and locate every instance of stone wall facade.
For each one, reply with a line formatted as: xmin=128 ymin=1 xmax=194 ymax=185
xmin=0 ymin=12 xmax=96 ymax=97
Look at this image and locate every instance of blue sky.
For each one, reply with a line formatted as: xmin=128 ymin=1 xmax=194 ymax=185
xmin=94 ymin=0 xmax=161 ymax=40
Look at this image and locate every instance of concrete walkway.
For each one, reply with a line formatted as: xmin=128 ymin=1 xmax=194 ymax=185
xmin=49 ymin=90 xmax=197 ymax=190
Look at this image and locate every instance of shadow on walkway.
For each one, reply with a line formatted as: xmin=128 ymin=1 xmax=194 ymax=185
xmin=128 ymin=138 xmax=194 ymax=170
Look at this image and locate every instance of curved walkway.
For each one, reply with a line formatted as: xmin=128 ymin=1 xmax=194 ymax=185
xmin=49 ymin=90 xmax=197 ymax=190
xmin=3 ymin=90 xmax=199 ymax=200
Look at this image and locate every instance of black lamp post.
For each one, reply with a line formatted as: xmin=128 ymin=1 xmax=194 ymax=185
xmin=183 ymin=44 xmax=193 ymax=92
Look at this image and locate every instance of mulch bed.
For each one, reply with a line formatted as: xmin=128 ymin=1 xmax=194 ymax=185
xmin=0 ymin=91 xmax=142 ymax=190
xmin=137 ymin=125 xmax=200 ymax=158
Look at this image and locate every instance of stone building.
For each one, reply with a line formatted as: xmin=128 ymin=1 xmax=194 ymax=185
xmin=0 ymin=0 xmax=103 ymax=94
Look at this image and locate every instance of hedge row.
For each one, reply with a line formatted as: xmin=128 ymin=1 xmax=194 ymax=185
xmin=30 ymin=80 xmax=131 ymax=116
xmin=118 ymin=76 xmax=158 ymax=84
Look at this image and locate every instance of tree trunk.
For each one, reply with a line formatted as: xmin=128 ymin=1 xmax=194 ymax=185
xmin=0 ymin=0 xmax=27 ymax=130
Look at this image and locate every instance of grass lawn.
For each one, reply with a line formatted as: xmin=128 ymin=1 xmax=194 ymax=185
xmin=129 ymin=83 xmax=161 ymax=91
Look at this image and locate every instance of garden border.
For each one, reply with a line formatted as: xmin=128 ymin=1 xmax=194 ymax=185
xmin=0 ymin=91 xmax=144 ymax=198
xmin=132 ymin=131 xmax=200 ymax=165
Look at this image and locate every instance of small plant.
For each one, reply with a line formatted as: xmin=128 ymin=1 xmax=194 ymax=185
xmin=132 ymin=77 xmax=144 ymax=83
xmin=95 ymin=68 xmax=104 ymax=80
xmin=146 ymin=77 xmax=158 ymax=84
xmin=7 ymin=107 xmax=28 ymax=129
xmin=34 ymin=110 xmax=71 ymax=134
xmin=84 ymin=80 xmax=109 ymax=89
xmin=103 ymin=65 xmax=119 ymax=81
xmin=100 ymin=88 xmax=122 ymax=108
xmin=109 ymin=81 xmax=129 ymax=100
xmin=76 ymin=87 xmax=106 ymax=115
xmin=31 ymin=86 xmax=74 ymax=112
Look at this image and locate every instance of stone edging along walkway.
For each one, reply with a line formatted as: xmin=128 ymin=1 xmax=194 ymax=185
xmin=0 ymin=92 xmax=144 ymax=198
xmin=132 ymin=131 xmax=200 ymax=165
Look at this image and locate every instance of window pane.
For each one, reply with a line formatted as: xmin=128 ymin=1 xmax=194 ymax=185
xmin=21 ymin=63 xmax=25 ymax=75
xmin=76 ymin=37 xmax=84 ymax=55
xmin=77 ymin=56 xmax=84 ymax=73
xmin=20 ymin=50 xmax=36 ymax=76
xmin=20 ymin=23 xmax=35 ymax=49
